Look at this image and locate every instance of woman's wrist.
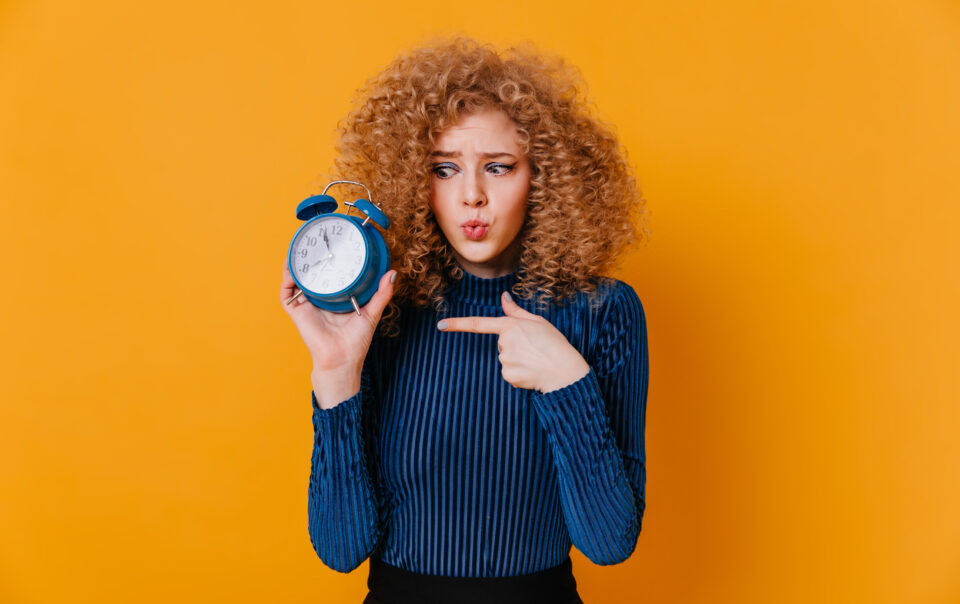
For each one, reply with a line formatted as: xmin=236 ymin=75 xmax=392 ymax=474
xmin=538 ymin=354 xmax=590 ymax=394
xmin=311 ymin=364 xmax=362 ymax=410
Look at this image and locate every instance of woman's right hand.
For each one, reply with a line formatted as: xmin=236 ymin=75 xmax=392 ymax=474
xmin=280 ymin=258 xmax=396 ymax=407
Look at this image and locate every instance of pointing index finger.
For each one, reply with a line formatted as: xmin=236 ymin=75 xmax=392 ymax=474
xmin=438 ymin=316 xmax=507 ymax=334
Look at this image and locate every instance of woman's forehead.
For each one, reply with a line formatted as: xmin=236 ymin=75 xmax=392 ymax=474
xmin=433 ymin=109 xmax=522 ymax=151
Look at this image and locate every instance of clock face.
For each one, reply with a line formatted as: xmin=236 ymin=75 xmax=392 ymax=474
xmin=291 ymin=215 xmax=367 ymax=295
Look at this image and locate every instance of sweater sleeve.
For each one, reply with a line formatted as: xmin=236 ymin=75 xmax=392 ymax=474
xmin=307 ymin=348 xmax=382 ymax=573
xmin=528 ymin=283 xmax=648 ymax=565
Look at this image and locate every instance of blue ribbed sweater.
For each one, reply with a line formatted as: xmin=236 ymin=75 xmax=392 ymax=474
xmin=308 ymin=269 xmax=648 ymax=577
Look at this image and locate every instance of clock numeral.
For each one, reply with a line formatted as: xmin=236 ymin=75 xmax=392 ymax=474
xmin=301 ymin=263 xmax=309 ymax=273
xmin=307 ymin=236 xmax=318 ymax=247
xmin=352 ymin=243 xmax=361 ymax=252
xmin=299 ymin=249 xmax=307 ymax=258
xmin=333 ymin=224 xmax=343 ymax=235
xmin=321 ymin=279 xmax=329 ymax=289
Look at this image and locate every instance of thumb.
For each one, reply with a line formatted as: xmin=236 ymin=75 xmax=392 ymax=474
xmin=501 ymin=290 xmax=542 ymax=320
xmin=363 ymin=270 xmax=397 ymax=323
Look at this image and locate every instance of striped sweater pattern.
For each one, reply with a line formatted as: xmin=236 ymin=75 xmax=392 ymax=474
xmin=308 ymin=269 xmax=648 ymax=577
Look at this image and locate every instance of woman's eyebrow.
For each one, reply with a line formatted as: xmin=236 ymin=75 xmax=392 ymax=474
xmin=430 ymin=150 xmax=518 ymax=159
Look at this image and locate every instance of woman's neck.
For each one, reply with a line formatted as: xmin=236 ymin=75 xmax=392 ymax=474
xmin=445 ymin=265 xmax=518 ymax=307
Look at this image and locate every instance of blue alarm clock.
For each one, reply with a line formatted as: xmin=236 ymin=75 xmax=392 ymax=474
xmin=286 ymin=180 xmax=391 ymax=314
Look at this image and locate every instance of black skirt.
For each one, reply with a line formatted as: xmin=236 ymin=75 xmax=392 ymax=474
xmin=362 ymin=555 xmax=584 ymax=604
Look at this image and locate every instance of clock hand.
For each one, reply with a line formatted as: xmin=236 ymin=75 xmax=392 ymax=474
xmin=307 ymin=253 xmax=335 ymax=277
xmin=309 ymin=253 xmax=334 ymax=270
xmin=286 ymin=253 xmax=334 ymax=306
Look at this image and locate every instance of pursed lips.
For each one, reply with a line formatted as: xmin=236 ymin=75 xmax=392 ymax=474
xmin=460 ymin=220 xmax=489 ymax=240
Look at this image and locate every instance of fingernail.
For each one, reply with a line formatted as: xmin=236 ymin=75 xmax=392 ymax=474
xmin=390 ymin=271 xmax=397 ymax=283
xmin=437 ymin=320 xmax=448 ymax=330
xmin=503 ymin=291 xmax=513 ymax=303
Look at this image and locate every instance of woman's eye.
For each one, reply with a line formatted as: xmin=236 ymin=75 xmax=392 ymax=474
xmin=431 ymin=162 xmax=514 ymax=178
xmin=488 ymin=163 xmax=515 ymax=175
xmin=432 ymin=163 xmax=458 ymax=179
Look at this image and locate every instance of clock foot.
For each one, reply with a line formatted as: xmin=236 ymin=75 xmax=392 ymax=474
xmin=350 ymin=296 xmax=361 ymax=316
xmin=286 ymin=288 xmax=303 ymax=305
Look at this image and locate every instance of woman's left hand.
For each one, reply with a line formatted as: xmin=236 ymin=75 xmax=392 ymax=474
xmin=437 ymin=292 xmax=591 ymax=393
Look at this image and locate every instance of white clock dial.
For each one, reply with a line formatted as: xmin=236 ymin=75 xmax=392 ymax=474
xmin=291 ymin=216 xmax=367 ymax=294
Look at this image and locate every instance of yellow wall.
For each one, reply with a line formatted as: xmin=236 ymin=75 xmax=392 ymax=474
xmin=1 ymin=1 xmax=957 ymax=602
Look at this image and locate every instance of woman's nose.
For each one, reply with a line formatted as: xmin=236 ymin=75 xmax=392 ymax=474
xmin=463 ymin=194 xmax=487 ymax=207
xmin=462 ymin=175 xmax=487 ymax=207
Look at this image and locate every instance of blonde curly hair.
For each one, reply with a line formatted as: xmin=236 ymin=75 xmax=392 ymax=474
xmin=328 ymin=36 xmax=649 ymax=336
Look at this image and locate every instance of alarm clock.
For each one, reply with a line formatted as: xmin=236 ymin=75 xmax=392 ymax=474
xmin=286 ymin=180 xmax=391 ymax=315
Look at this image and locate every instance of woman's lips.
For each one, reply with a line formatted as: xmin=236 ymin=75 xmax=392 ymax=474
xmin=461 ymin=225 xmax=488 ymax=240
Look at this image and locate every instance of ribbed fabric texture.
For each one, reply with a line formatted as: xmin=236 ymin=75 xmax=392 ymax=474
xmin=308 ymin=269 xmax=648 ymax=577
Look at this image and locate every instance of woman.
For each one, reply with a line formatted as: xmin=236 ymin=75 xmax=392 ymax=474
xmin=280 ymin=37 xmax=649 ymax=604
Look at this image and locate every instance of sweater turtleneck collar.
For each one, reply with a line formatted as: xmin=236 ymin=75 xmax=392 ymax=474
xmin=445 ymin=268 xmax=518 ymax=307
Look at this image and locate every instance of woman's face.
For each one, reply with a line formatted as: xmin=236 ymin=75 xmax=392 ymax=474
xmin=429 ymin=108 xmax=532 ymax=279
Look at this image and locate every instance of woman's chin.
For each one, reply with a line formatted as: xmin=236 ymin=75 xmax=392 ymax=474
xmin=454 ymin=245 xmax=497 ymax=265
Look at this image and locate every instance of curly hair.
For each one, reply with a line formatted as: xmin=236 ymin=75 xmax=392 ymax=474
xmin=327 ymin=36 xmax=649 ymax=337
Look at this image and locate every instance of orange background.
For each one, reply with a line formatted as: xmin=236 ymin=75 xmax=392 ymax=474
xmin=1 ymin=1 xmax=958 ymax=602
